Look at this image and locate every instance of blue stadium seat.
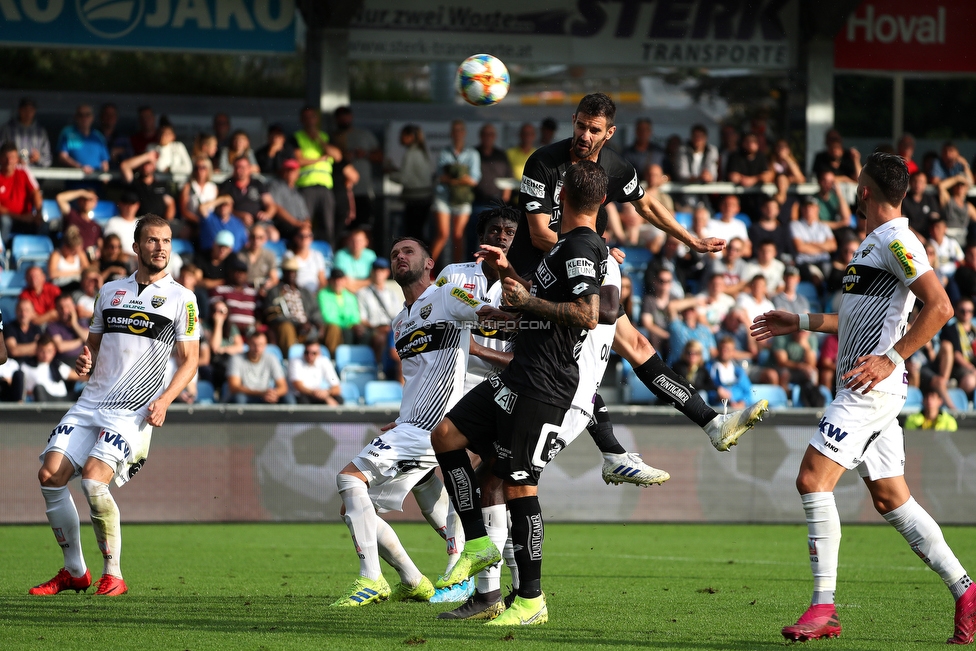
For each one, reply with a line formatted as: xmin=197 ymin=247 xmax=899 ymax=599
xmin=12 ymin=234 xmax=53 ymax=269
xmin=92 ymin=200 xmax=117 ymax=226
xmin=342 ymin=368 xmax=378 ymax=397
xmin=41 ymin=199 xmax=60 ymax=224
xmin=796 ymin=281 xmax=822 ymax=313
xmin=0 ymin=295 xmax=18 ymax=324
xmin=946 ymin=387 xmax=970 ymax=412
xmin=288 ymin=343 xmax=306 ymax=360
xmin=790 ymin=383 xmax=833 ymax=407
xmin=264 ymin=240 xmax=287 ymax=265
xmin=364 ymin=380 xmax=403 ymax=406
xmin=265 ymin=344 xmax=284 ymax=371
xmin=618 ymin=246 xmax=652 ymax=273
xmin=904 ymin=386 xmax=923 ymax=412
xmin=196 ymin=380 xmax=215 ymax=405
xmin=733 ymin=213 xmax=752 ymax=228
xmin=0 ymin=269 xmax=27 ymax=296
xmin=674 ymin=212 xmax=692 ymax=230
xmin=311 ymin=240 xmax=333 ymax=261
xmin=751 ymin=384 xmax=789 ymax=409
xmin=171 ymin=239 xmax=194 ymax=258
xmin=339 ymin=381 xmax=361 ymax=405
xmin=335 ymin=344 xmax=377 ymax=372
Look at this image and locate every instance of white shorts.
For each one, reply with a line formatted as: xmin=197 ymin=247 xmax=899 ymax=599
xmin=810 ymin=389 xmax=906 ymax=481
xmin=351 ymin=423 xmax=437 ymax=513
xmin=558 ymin=407 xmax=593 ymax=449
xmin=41 ymin=403 xmax=153 ymax=487
xmin=433 ymin=198 xmax=472 ymax=217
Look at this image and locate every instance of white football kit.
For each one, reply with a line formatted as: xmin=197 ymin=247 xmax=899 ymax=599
xmin=812 ymin=218 xmax=929 ymax=479
xmin=43 ymin=273 xmax=199 ymax=485
xmin=352 ymin=282 xmax=486 ymax=511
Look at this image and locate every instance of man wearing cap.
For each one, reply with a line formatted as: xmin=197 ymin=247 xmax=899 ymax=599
xmin=102 ymin=191 xmax=142 ymax=256
xmin=264 ymin=256 xmax=320 ymax=352
xmin=356 ymin=257 xmax=401 ymax=365
xmin=195 ymin=230 xmax=237 ymax=292
xmin=318 ymin=268 xmax=360 ymax=356
xmin=268 ymin=158 xmax=311 ymax=242
xmin=256 ymin=124 xmax=295 ymax=175
xmin=200 ymin=194 xmax=248 ymax=253
xmin=1 ymin=97 xmax=51 ymax=168
xmin=210 ymin=256 xmax=258 ymax=332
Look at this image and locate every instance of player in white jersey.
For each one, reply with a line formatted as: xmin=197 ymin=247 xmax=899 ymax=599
xmin=331 ymin=236 xmax=511 ymax=608
xmin=752 ymin=152 xmax=976 ymax=644
xmin=30 ymin=214 xmax=199 ymax=597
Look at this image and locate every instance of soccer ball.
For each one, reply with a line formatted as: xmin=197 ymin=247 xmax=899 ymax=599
xmin=455 ymin=54 xmax=510 ymax=106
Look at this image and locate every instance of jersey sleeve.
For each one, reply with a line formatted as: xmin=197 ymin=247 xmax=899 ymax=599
xmin=439 ymin=282 xmax=486 ymax=322
xmin=175 ymin=290 xmax=200 ymax=341
xmin=89 ymin=288 xmax=105 ymax=334
xmin=556 ymin=236 xmax=606 ymax=299
xmin=613 ymin=165 xmax=645 ymax=204
xmin=883 ymin=231 xmax=931 ymax=286
xmin=519 ymin=153 xmax=556 ymax=215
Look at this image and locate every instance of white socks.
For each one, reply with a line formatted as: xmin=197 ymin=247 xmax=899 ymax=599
xmin=801 ymin=492 xmax=840 ymax=604
xmin=81 ymin=479 xmax=122 ymax=579
xmin=337 ymin=474 xmax=381 ymax=580
xmin=503 ymin=509 xmax=519 ymax=590
xmin=375 ymin=516 xmax=423 ymax=588
xmin=477 ymin=504 xmax=508 ymax=594
xmin=883 ymin=496 xmax=969 ymax=597
xmin=41 ymin=485 xmax=86 ymax=578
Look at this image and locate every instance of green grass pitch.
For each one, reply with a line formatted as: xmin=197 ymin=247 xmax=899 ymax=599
xmin=0 ymin=522 xmax=972 ymax=650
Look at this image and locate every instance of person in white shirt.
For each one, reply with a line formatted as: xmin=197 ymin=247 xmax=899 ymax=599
xmin=356 ymin=257 xmax=402 ymax=366
xmin=21 ymin=334 xmax=81 ymax=402
xmin=929 ymin=216 xmax=963 ymax=281
xmin=148 ymin=124 xmax=192 ymax=176
xmin=288 ymin=341 xmax=341 ymax=405
xmin=707 ymin=195 xmax=752 ymax=258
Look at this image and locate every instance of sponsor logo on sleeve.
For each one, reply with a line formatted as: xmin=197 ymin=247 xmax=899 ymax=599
xmin=525 ymin=201 xmax=542 ymax=211
xmin=185 ymin=302 xmax=197 ymax=336
xmin=888 ymin=240 xmax=916 ymax=278
xmin=553 ymin=180 xmax=563 ymax=204
xmin=536 ymin=260 xmax=556 ymax=288
xmin=520 ymin=176 xmax=545 ymax=199
xmin=111 ymin=290 xmax=126 ymax=306
xmin=450 ymin=287 xmax=480 ymax=308
xmin=571 ymin=281 xmax=589 ymax=295
xmin=566 ymin=257 xmax=596 ymax=278
xmin=623 ymin=172 xmax=639 ymax=196
xmin=435 ymin=276 xmax=448 ymax=287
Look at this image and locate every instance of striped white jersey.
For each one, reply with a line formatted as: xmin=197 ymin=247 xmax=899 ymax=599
xmin=837 ymin=218 xmax=930 ymax=397
xmin=392 ymin=282 xmax=486 ymax=431
xmin=435 ymin=261 xmax=514 ymax=391
xmin=84 ymin=273 xmax=199 ymax=416
xmin=571 ymin=252 xmax=620 ymax=416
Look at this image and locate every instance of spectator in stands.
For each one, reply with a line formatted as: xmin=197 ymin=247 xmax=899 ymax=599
xmin=662 ymin=134 xmax=683 ymax=184
xmin=333 ymin=227 xmax=376 ymax=292
xmin=0 ymin=141 xmax=44 ymax=243
xmin=47 ymin=225 xmax=90 ymax=295
xmin=217 ymin=129 xmax=259 ymax=175
xmin=676 ymin=124 xmax=719 ymax=185
xmin=748 ymin=197 xmax=794 ymax=263
xmin=239 ymin=223 xmax=279 ymax=296
xmin=213 ymin=113 xmax=231 ymax=149
xmin=210 ymin=256 xmax=258 ymax=332
xmin=256 ymin=124 xmax=294 ymax=175
xmin=289 ymin=340 xmax=343 ymax=405
xmin=507 ymin=122 xmax=537 ymax=182
xmin=768 ymin=138 xmax=805 ymax=205
xmin=616 ymin=200 xmax=664 ymax=251
xmin=72 ymin=266 xmax=100 ymax=320
xmin=772 ymin=265 xmax=810 ymax=314
xmin=21 ymin=333 xmax=81 ymax=402
xmin=726 ymin=133 xmax=773 ymax=219
xmin=825 ymin=236 xmax=861 ymax=309
xmin=773 ymin=327 xmax=819 ymax=395
xmin=332 ymin=106 xmax=381 ymax=225
xmin=178 ymin=155 xmax=219 ymax=235
xmin=206 ymin=298 xmax=243 ymax=395
xmin=97 ymin=233 xmax=134 ymax=283
xmin=193 ymin=132 xmax=220 ymax=170
xmin=57 ymin=104 xmax=109 ymax=176
xmin=266 ymin=158 xmax=310 ymax=242
xmin=355 ymin=258 xmax=400 ymax=363
xmin=818 ymin=333 xmax=839 ymax=394
xmin=931 ymin=141 xmax=974 ymax=185
xmin=812 ymin=130 xmax=860 ymax=183
xmin=926 ymin=241 xmax=950 ymax=290
xmin=148 ymin=122 xmax=192 ymax=176
xmin=792 ymin=197 xmax=837 ymax=285
xmin=708 ymin=196 xmax=751 ymax=257
xmin=903 ymin=170 xmax=940 ymax=241
xmin=286 ymin=224 xmax=327 ymax=294
xmin=737 ymin=272 xmax=776 ymax=325
xmin=640 ymin=268 xmax=678 ymax=359
xmin=120 ymin=151 xmax=177 ymax=222
xmin=905 ymin=388 xmax=958 ymax=431
xmin=0 ymin=335 xmax=24 ymax=401
xmin=294 ymin=106 xmax=342 ymax=245
xmin=103 ymin=190 xmax=141 ymax=256
xmin=897 ymin=133 xmax=919 ymax=175
xmin=264 ymin=257 xmax=320 ymax=353
xmin=221 ymin=155 xmax=277 ymax=228
xmin=0 ymin=97 xmax=50 ymax=167
xmin=388 ymin=124 xmax=433 ymax=241
xmin=813 ymin=170 xmax=852 ymax=231
xmin=704 ymin=237 xmax=749 ymax=294
xmin=56 ymin=189 xmax=102 ymax=253
xmin=46 ymin=293 xmax=87 ymax=364
xmin=96 ymin=103 xmax=131 ymax=168
xmin=954 ymin=243 xmax=976 ymax=304
xmin=195 ymin=230 xmax=237 ymax=293
xmin=5 ymin=298 xmax=41 ymax=364
xmin=539 ymin=117 xmax=557 ymax=146
xmin=673 ymin=339 xmax=714 ymax=394
xmin=19 ymin=265 xmax=59 ymax=326
xmin=623 ymin=118 xmax=663 ymax=180
xmin=227 ymin=328 xmax=293 ymax=404
xmin=937 ymin=298 xmax=976 ymax=398
xmin=318 ymin=268 xmax=360 ymax=356
xmin=707 ymin=336 xmax=751 ymax=409
xmin=668 ymin=302 xmax=716 ymax=365
xmin=717 ymin=124 xmax=740 ymax=181
xmin=696 ymin=273 xmax=736 ymax=332
xmin=930 ymin=216 xmax=964 ymax=281
xmin=937 ymin=174 xmax=976 ymax=246
xmin=434 ymin=119 xmax=480 ymax=265
xmin=199 ymin=195 xmax=247 ymax=253
xmin=619 ymin=274 xmax=635 ymax=322
xmin=129 ymin=105 xmax=157 ymax=155
xmin=474 ymin=123 xmax=512 ymax=209
xmin=641 ymin=164 xmax=674 ymax=218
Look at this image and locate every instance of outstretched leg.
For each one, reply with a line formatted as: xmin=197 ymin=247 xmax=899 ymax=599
xmin=333 ymin=468 xmax=390 ymax=607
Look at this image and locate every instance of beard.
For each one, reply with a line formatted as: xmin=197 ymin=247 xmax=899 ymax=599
xmin=393 ymin=264 xmax=425 ymax=285
xmin=140 ymin=249 xmax=168 ymax=274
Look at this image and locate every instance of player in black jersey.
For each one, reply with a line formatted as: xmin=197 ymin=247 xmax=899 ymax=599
xmin=432 ymin=161 xmax=609 ymax=626
xmin=512 ymin=92 xmax=768 ymax=454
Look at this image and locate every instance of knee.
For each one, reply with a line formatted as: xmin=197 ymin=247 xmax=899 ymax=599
xmin=37 ymin=467 xmax=63 ymax=488
xmin=430 ymin=420 xmax=450 ymax=453
xmin=795 ymin=470 xmax=820 ymax=495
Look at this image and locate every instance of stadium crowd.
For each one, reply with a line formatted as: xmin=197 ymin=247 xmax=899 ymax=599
xmin=2 ymin=97 xmax=976 ymax=411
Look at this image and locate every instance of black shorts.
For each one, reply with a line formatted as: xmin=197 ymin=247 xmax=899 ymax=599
xmin=446 ymin=376 xmax=568 ymax=487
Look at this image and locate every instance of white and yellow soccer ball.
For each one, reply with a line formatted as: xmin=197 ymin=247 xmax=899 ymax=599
xmin=455 ymin=54 xmax=510 ymax=106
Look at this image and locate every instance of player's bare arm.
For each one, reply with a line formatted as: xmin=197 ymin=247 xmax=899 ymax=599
xmin=750 ymin=311 xmax=839 ymax=342
xmin=75 ymin=332 xmax=103 ymax=376
xmin=525 ymin=212 xmax=559 ymax=252
xmin=503 ymin=278 xmax=599 ymax=329
xmin=598 ymin=283 xmax=620 ymax=325
xmin=842 ymin=270 xmax=953 ymax=394
xmin=475 ymin=244 xmax=530 ymax=289
xmin=631 ymin=192 xmax=724 ymax=254
xmin=147 ymin=338 xmax=199 ymax=427
xmin=469 ymin=338 xmax=513 ymax=369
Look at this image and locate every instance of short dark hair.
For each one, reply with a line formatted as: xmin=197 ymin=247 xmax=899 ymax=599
xmin=0 ymin=142 xmax=17 ymax=157
xmin=134 ymin=214 xmax=171 ymax=244
xmin=390 ymin=236 xmax=432 ymax=260
xmin=575 ymin=93 xmax=616 ymax=128
xmin=691 ymin=124 xmax=708 ymax=136
xmin=475 ymin=204 xmax=520 ymax=238
xmin=562 ymin=160 xmax=608 ymax=215
xmin=37 ymin=333 xmax=55 ymax=349
xmin=862 ymin=152 xmax=910 ymax=206
xmin=334 ymin=105 xmax=352 ymax=118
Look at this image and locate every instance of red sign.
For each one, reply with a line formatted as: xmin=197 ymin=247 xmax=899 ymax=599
xmin=835 ymin=1 xmax=976 ymax=72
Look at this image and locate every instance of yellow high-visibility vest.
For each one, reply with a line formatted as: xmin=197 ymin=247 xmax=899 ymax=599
xmin=294 ymin=129 xmax=334 ymax=189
